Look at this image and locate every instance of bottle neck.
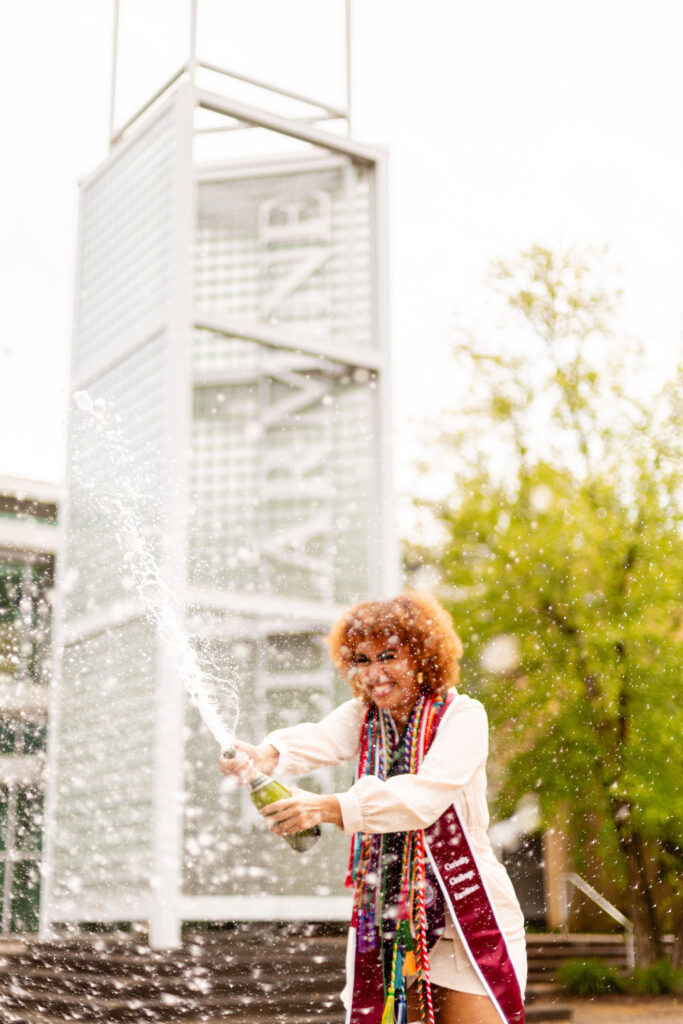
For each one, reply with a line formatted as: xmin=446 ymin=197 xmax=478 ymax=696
xmin=248 ymin=772 xmax=270 ymax=791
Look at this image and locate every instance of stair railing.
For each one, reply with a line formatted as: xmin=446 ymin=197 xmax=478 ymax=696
xmin=561 ymin=872 xmax=635 ymax=970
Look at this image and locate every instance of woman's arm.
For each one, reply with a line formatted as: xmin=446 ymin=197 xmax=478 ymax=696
xmin=260 ymin=697 xmax=365 ymax=775
xmin=260 ymin=694 xmax=489 ymax=838
xmin=218 ymin=697 xmax=365 ymax=783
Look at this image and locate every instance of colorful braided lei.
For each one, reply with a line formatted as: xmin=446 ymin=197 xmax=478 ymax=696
xmin=347 ymin=689 xmax=447 ymax=1024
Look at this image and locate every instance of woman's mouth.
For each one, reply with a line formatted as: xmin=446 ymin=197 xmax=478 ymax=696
xmin=370 ymin=682 xmax=395 ymax=699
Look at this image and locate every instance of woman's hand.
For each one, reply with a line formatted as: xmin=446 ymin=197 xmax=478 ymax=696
xmin=218 ymin=740 xmax=279 ymax=784
xmin=260 ymin=788 xmax=342 ymax=834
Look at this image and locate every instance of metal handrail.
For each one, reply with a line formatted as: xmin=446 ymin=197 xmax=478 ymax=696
xmin=562 ymin=872 xmax=635 ymax=970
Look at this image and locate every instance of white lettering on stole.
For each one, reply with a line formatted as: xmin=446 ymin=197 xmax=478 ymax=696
xmin=444 ymin=856 xmax=469 ymax=871
xmin=448 ymin=870 xmax=475 ymax=888
xmin=453 ymin=883 xmax=480 ymax=901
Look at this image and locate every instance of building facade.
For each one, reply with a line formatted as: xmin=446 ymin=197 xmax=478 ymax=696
xmin=0 ymin=476 xmax=58 ymax=933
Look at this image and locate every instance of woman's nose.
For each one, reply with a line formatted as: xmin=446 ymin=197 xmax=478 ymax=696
xmin=362 ymin=662 xmax=387 ymax=684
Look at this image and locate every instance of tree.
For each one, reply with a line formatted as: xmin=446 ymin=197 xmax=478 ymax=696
xmin=416 ymin=246 xmax=683 ymax=965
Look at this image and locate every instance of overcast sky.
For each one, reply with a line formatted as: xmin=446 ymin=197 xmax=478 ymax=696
xmin=2 ymin=1 xmax=682 ymax=499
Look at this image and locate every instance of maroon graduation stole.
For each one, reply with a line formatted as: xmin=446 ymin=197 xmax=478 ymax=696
xmin=346 ymin=691 xmax=525 ymax=1024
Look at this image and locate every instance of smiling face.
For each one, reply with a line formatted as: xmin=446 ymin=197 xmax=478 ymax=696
xmin=346 ymin=635 xmax=422 ymax=728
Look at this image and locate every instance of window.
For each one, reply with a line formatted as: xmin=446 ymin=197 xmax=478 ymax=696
xmin=14 ymin=789 xmax=43 ymax=854
xmin=0 ymin=560 xmax=53 ymax=685
xmin=0 ymin=787 xmax=8 ymax=852
xmin=0 ymin=786 xmax=44 ymax=933
xmin=0 ymin=721 xmax=16 ymax=755
xmin=0 ymin=719 xmax=47 ymax=757
xmin=10 ymin=860 xmax=40 ymax=933
xmin=22 ymin=723 xmax=47 ymax=756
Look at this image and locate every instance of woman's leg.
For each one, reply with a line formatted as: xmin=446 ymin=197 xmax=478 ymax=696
xmin=433 ymin=985 xmax=502 ymax=1023
xmin=407 ymin=982 xmax=502 ymax=1024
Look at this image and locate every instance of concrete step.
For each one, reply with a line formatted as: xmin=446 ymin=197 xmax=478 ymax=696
xmin=0 ymin=929 xmax=596 ymax=1024
xmin=0 ymin=987 xmax=343 ymax=1022
xmin=0 ymin=964 xmax=343 ymax=998
xmin=0 ymin=948 xmax=346 ymax=980
xmin=0 ymin=1013 xmax=342 ymax=1024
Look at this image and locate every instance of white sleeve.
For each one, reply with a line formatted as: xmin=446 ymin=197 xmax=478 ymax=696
xmin=264 ymin=698 xmax=365 ymax=776
xmin=335 ymin=697 xmax=489 ymax=835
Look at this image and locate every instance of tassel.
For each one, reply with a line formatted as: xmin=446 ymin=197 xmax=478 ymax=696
xmin=381 ymin=990 xmax=395 ymax=1024
xmin=402 ymin=948 xmax=417 ymax=976
xmin=397 ymin=918 xmax=417 ymax=976
xmin=394 ymin=990 xmax=407 ymax=1024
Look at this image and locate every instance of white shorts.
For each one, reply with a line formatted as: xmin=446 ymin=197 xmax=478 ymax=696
xmin=426 ymin=929 xmax=527 ymax=997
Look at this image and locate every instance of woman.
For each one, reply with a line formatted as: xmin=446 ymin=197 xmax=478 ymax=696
xmin=219 ymin=593 xmax=526 ymax=1024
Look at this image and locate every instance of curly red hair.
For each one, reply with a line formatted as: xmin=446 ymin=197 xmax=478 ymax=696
xmin=325 ymin=591 xmax=463 ymax=697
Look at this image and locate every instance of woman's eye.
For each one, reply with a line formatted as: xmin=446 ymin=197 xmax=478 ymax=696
xmin=378 ymin=652 xmax=395 ymax=662
xmin=352 ymin=655 xmax=370 ymax=664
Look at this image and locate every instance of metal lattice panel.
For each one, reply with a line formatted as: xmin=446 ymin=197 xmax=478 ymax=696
xmin=65 ymin=335 xmax=168 ymax=623
xmin=331 ymin=377 xmax=375 ymax=604
xmin=51 ymin=617 xmax=156 ymax=913
xmin=193 ymin=162 xmax=372 ymax=361
xmin=189 ymin=338 xmax=375 ymax=603
xmin=190 ymin=380 xmax=261 ymax=592
xmin=75 ymin=109 xmax=176 ymax=380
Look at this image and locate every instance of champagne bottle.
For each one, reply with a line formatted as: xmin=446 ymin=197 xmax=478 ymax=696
xmin=223 ymin=748 xmax=321 ymax=853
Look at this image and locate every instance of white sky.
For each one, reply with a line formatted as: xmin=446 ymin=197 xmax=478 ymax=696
xmin=1 ymin=0 xmax=682 ymax=501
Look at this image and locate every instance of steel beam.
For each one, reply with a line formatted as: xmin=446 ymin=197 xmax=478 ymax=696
xmin=197 ymin=87 xmax=383 ymax=164
xmin=199 ymin=60 xmax=347 ymax=119
xmin=194 ymin=313 xmax=384 ymax=372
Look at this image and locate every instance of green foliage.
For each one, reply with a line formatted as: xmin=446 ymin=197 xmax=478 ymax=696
xmin=558 ymin=958 xmax=627 ymax=996
xmin=418 ymin=245 xmax=683 ymax=955
xmin=558 ymin=958 xmax=683 ymax=996
xmin=630 ymin=960 xmax=683 ymax=996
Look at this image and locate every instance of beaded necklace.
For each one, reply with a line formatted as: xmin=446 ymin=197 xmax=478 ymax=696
xmin=348 ymin=688 xmax=447 ymax=1024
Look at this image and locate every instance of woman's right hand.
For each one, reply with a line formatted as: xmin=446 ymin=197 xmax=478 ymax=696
xmin=218 ymin=741 xmax=279 ymax=784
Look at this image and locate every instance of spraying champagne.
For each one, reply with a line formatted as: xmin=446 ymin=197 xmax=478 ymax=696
xmin=222 ymin=746 xmax=321 ymax=853
xmin=187 ymin=672 xmax=320 ymax=854
xmin=70 ymin=396 xmax=318 ymax=855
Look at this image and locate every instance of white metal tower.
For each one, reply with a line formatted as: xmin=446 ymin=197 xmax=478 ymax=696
xmin=42 ymin=0 xmax=397 ymax=948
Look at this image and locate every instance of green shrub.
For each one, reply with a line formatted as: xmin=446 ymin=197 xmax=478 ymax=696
xmin=558 ymin=958 xmax=627 ymax=996
xmin=630 ymin=960 xmax=683 ymax=996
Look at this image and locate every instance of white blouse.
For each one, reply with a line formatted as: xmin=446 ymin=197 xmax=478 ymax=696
xmin=265 ymin=690 xmax=526 ymax=945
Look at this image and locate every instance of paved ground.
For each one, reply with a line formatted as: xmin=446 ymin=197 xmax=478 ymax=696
xmin=566 ymin=996 xmax=683 ymax=1023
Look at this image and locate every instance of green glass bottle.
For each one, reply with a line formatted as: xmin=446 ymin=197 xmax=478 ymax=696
xmin=224 ymin=750 xmax=321 ymax=853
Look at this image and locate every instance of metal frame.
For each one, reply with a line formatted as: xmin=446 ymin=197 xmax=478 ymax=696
xmin=194 ymin=314 xmax=383 ymax=375
xmin=561 ymin=872 xmax=635 ymax=971
xmin=147 ymin=81 xmax=196 ymax=950
xmin=39 ymin=163 xmax=86 ymax=942
xmin=370 ymin=151 xmax=400 ymax=596
xmin=42 ymin=85 xmax=198 ymax=945
xmin=109 ymin=1 xmax=355 ymax=147
xmin=181 ymin=894 xmax=351 ymax=921
xmin=198 ymin=60 xmax=347 ymax=120
xmin=49 ymin=1 xmax=397 ymax=946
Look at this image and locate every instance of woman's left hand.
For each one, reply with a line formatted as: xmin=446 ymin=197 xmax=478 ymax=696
xmin=260 ymin=788 xmax=342 ymax=834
